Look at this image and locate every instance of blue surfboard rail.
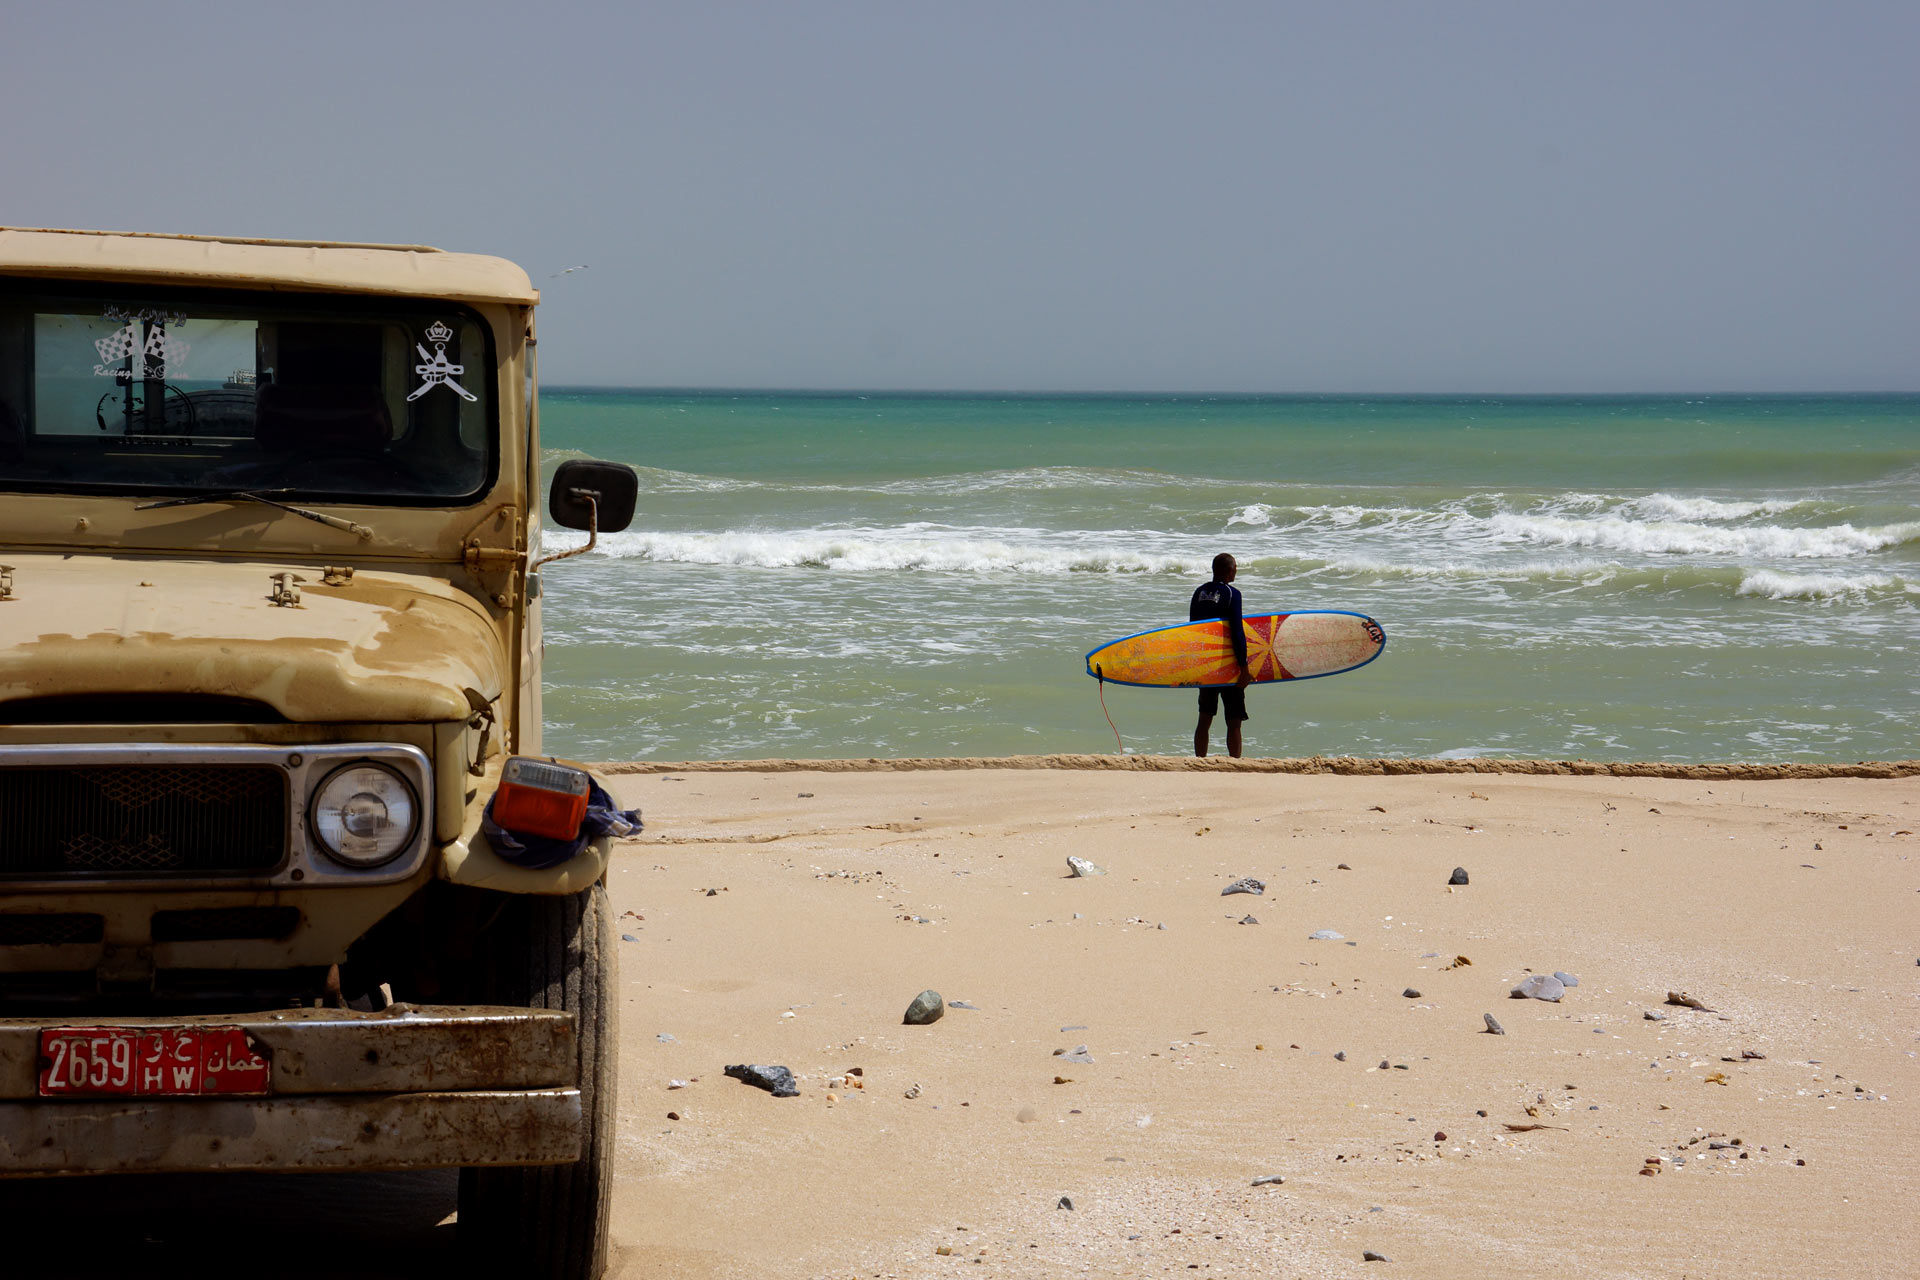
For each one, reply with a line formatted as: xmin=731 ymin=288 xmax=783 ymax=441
xmin=1084 ymin=610 xmax=1387 ymax=689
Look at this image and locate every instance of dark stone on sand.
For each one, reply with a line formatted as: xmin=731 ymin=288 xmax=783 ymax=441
xmin=904 ymin=990 xmax=945 ymax=1024
xmin=1240 ymin=915 xmax=1259 ymax=925
xmin=724 ymin=1063 xmax=798 ymax=1097
xmin=1403 ymin=988 xmax=1422 ymax=999
xmin=1251 ymin=1174 xmax=1285 ymax=1186
xmin=1058 ymin=1196 xmax=1075 ymax=1210
xmin=1222 ymin=877 xmax=1265 ymax=896
xmin=1449 ymin=867 xmax=1469 ymax=885
xmin=1364 ymin=1250 xmax=1392 ymax=1262
xmin=1334 ymin=1051 xmax=1347 ymax=1061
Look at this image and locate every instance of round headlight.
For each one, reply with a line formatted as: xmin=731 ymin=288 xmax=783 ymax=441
xmin=310 ymin=763 xmax=418 ymax=868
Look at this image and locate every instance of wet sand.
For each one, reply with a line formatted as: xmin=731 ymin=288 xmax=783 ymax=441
xmin=9 ymin=761 xmax=1915 ymax=1278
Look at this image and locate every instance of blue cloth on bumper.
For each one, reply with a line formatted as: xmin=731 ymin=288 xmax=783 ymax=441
xmin=483 ymin=777 xmax=642 ymax=870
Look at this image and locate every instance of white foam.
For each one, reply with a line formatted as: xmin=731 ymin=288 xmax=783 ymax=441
xmin=1227 ymin=504 xmax=1273 ymax=527
xmin=1488 ymin=514 xmax=1920 ymax=559
xmin=1625 ymin=493 xmax=1805 ymax=522
xmin=586 ymin=529 xmax=1209 ymax=575
xmin=1735 ymin=570 xmax=1902 ymax=600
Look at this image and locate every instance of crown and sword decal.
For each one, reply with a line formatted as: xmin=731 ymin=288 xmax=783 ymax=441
xmin=409 ymin=320 xmax=476 ymax=402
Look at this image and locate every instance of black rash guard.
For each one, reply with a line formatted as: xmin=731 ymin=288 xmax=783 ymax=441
xmin=1189 ymin=579 xmax=1249 ymax=674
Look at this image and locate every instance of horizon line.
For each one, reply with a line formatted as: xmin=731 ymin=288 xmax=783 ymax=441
xmin=539 ymin=384 xmax=1920 ymax=398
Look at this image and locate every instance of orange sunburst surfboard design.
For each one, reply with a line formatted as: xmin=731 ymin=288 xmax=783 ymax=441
xmin=1084 ymin=612 xmax=1386 ymax=689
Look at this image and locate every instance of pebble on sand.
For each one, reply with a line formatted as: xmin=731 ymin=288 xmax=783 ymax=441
xmin=1449 ymin=867 xmax=1469 ymax=885
xmin=1222 ymin=877 xmax=1265 ymax=896
xmin=723 ymin=1063 xmax=799 ymax=1097
xmin=1511 ymin=974 xmax=1566 ymax=1002
xmin=1066 ymin=856 xmax=1106 ymax=877
xmin=1239 ymin=915 xmax=1259 ymax=925
xmin=1251 ymin=1174 xmax=1285 ymax=1186
xmin=1309 ymin=929 xmax=1345 ymax=941
xmin=1057 ymin=1196 xmax=1074 ymax=1210
xmin=1403 ymin=988 xmax=1422 ymax=999
xmin=904 ymin=990 xmax=946 ymax=1024
xmin=1553 ymin=971 xmax=1580 ymax=988
xmin=1665 ymin=990 xmax=1715 ymax=1011
xmin=1364 ymin=1250 xmax=1392 ymax=1262
xmin=1483 ymin=1013 xmax=1506 ymax=1035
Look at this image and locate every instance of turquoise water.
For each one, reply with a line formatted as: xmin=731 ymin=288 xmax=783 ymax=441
xmin=534 ymin=392 xmax=1919 ymax=763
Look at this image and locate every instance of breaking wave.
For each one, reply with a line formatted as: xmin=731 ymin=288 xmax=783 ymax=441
xmin=587 ymin=529 xmax=1210 ymax=575
xmin=1485 ymin=514 xmax=1920 ymax=559
xmin=1735 ymin=570 xmax=1912 ymax=601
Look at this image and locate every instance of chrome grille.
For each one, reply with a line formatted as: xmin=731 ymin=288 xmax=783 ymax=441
xmin=0 ymin=765 xmax=285 ymax=879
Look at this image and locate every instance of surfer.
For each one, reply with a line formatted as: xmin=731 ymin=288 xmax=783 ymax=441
xmin=1191 ymin=552 xmax=1252 ymax=758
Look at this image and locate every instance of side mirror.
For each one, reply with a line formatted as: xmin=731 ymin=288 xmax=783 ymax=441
xmin=548 ymin=459 xmax=638 ymax=533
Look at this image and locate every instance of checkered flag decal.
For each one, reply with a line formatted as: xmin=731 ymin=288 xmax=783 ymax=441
xmin=144 ymin=327 xmax=189 ymax=364
xmin=94 ymin=323 xmax=140 ymax=364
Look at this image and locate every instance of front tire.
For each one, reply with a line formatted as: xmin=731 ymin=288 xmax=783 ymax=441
xmin=459 ymin=883 xmax=617 ymax=1279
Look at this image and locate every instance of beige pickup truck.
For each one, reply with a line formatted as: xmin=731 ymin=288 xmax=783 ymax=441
xmin=0 ymin=228 xmax=638 ymax=1278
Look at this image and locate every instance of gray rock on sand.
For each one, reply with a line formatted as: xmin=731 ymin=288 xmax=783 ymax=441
xmin=1239 ymin=915 xmax=1259 ymax=925
xmin=1066 ymin=856 xmax=1106 ymax=877
xmin=1334 ymin=1051 xmax=1347 ymax=1061
xmin=1309 ymin=929 xmax=1344 ymax=941
xmin=1483 ymin=1013 xmax=1506 ymax=1035
xmin=904 ymin=990 xmax=946 ymax=1024
xmin=1403 ymin=988 xmax=1422 ymax=999
xmin=1222 ymin=877 xmax=1265 ymax=896
xmin=1251 ymin=1174 xmax=1285 ymax=1186
xmin=724 ymin=1063 xmax=798 ymax=1097
xmin=1057 ymin=1196 xmax=1075 ymax=1210
xmin=1553 ymin=971 xmax=1580 ymax=988
xmin=1054 ymin=1045 xmax=1095 ymax=1064
xmin=1364 ymin=1251 xmax=1392 ymax=1262
xmin=1449 ymin=867 xmax=1470 ymax=885
xmin=1511 ymin=974 xmax=1566 ymax=1002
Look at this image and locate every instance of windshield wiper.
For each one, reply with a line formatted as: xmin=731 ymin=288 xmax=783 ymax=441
xmin=137 ymin=490 xmax=374 ymax=541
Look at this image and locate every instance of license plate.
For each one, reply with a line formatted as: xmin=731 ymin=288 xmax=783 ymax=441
xmin=38 ymin=1026 xmax=272 ymax=1097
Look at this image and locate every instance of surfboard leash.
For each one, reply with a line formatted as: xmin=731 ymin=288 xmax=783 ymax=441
xmin=1095 ymin=664 xmax=1125 ymax=753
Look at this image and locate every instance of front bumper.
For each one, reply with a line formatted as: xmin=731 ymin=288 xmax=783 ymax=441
xmin=0 ymin=1005 xmax=579 ymax=1176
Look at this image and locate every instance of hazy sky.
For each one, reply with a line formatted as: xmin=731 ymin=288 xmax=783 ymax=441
xmin=5 ymin=2 xmax=1915 ymax=391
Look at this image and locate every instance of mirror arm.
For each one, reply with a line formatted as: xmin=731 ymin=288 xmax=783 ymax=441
xmin=529 ymin=489 xmax=600 ymax=573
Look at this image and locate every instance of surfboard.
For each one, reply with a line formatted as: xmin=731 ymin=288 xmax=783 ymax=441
xmin=1085 ymin=611 xmax=1386 ymax=689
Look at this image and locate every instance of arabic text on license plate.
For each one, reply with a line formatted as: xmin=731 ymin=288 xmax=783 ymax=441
xmin=38 ymin=1026 xmax=272 ymax=1097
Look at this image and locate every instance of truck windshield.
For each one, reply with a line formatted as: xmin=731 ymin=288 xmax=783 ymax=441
xmin=0 ymin=283 xmax=495 ymax=503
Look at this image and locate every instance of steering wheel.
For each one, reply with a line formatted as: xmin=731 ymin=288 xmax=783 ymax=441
xmin=96 ymin=382 xmax=199 ymax=436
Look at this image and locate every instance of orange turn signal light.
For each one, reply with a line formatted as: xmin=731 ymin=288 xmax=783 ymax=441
xmin=493 ymin=757 xmax=592 ymax=840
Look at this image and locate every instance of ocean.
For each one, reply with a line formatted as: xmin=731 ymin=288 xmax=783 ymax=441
xmin=533 ymin=391 xmax=1918 ymax=764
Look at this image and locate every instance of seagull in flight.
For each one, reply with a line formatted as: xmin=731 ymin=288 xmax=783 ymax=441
xmin=548 ymin=264 xmax=589 ymax=278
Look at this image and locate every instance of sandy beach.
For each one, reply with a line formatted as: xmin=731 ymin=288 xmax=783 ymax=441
xmin=594 ymin=760 xmax=1918 ymax=1279
xmin=9 ymin=760 xmax=1915 ymax=1278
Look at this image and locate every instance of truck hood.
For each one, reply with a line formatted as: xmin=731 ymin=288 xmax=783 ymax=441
xmin=0 ymin=555 xmax=505 ymax=723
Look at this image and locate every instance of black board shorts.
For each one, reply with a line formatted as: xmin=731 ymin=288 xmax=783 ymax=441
xmin=1198 ymin=686 xmax=1248 ymax=722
